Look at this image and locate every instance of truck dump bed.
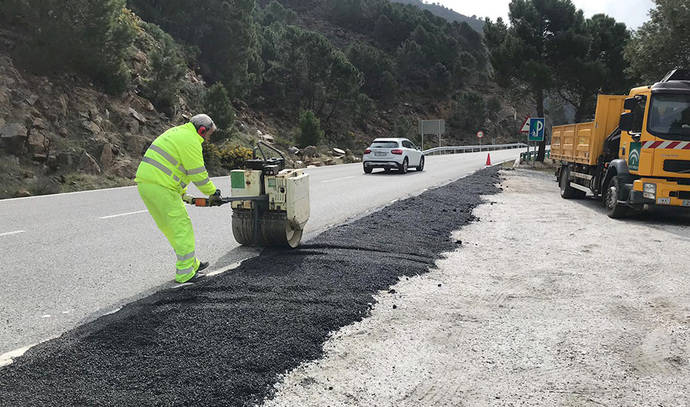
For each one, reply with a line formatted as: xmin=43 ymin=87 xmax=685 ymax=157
xmin=551 ymin=95 xmax=626 ymax=165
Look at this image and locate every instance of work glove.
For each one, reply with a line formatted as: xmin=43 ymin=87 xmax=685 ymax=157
xmin=208 ymin=189 xmax=223 ymax=206
xmin=182 ymin=194 xmax=194 ymax=205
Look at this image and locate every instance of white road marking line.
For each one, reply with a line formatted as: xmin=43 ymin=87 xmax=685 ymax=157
xmin=206 ymin=261 xmax=243 ymax=277
xmin=321 ymin=176 xmax=356 ymax=184
xmin=41 ymin=315 xmax=51 ymax=318
xmin=103 ymin=307 xmax=122 ymax=316
xmin=99 ymin=210 xmax=148 ymax=220
xmin=0 ymin=230 xmax=25 ymax=237
xmin=174 ymin=261 xmax=246 ymax=289
xmin=0 ymin=345 xmax=36 ymax=367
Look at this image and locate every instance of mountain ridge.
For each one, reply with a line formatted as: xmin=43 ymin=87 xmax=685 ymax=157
xmin=390 ymin=0 xmax=484 ymax=32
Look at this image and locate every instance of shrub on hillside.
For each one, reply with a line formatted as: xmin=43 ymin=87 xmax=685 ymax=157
xmin=141 ymin=22 xmax=187 ymax=113
xmin=205 ymin=83 xmax=236 ymax=142
xmin=297 ymin=110 xmax=324 ymax=148
xmin=203 ymin=143 xmax=253 ymax=175
xmin=7 ymin=0 xmax=136 ymax=94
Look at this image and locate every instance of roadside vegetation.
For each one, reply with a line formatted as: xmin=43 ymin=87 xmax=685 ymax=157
xmin=483 ymin=0 xmax=687 ymax=161
xmin=0 ymin=0 xmax=686 ymax=197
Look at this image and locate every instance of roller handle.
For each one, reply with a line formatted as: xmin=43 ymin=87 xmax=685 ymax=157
xmin=185 ymin=197 xmax=232 ymax=207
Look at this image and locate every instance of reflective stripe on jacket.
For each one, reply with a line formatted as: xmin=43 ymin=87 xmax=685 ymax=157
xmin=134 ymin=122 xmax=217 ymax=196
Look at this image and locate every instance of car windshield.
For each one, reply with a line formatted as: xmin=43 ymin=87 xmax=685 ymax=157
xmin=648 ymin=93 xmax=690 ymax=140
xmin=370 ymin=141 xmax=399 ymax=148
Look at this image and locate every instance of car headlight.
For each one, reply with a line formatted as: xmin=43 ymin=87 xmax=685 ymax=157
xmin=643 ymin=183 xmax=656 ymax=199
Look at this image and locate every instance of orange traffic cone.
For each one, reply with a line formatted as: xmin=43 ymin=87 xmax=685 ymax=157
xmin=486 ymin=153 xmax=492 ymax=166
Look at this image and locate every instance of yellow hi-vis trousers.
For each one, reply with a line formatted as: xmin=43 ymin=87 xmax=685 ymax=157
xmin=137 ymin=182 xmax=201 ymax=283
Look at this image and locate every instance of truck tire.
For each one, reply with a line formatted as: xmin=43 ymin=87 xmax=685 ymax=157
xmin=605 ymin=176 xmax=628 ymax=218
xmin=559 ymin=167 xmax=585 ymax=199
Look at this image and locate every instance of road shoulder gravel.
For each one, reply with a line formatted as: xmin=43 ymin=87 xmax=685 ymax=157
xmin=264 ymin=168 xmax=690 ymax=406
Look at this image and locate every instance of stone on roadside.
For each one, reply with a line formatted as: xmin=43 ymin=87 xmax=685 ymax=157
xmin=78 ymin=151 xmax=101 ymax=175
xmin=32 ymin=117 xmax=48 ymax=130
xmin=302 ymin=145 xmax=317 ymax=158
xmin=0 ymin=123 xmax=28 ymax=155
xmin=81 ymin=120 xmax=101 ymax=135
xmin=128 ymin=107 xmax=147 ymax=124
xmin=100 ymin=143 xmax=115 ymax=171
xmin=27 ymin=131 xmax=48 ymax=154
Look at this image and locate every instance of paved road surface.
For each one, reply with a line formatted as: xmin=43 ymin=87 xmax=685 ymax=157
xmin=0 ymin=148 xmax=519 ymax=355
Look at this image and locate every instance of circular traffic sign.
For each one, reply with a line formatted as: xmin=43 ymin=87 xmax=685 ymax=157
xmin=477 ymin=131 xmax=484 ymax=139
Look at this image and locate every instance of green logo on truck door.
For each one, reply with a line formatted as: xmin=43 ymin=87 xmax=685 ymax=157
xmin=628 ymin=142 xmax=641 ymax=171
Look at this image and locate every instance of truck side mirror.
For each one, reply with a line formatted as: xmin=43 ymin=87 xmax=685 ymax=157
xmin=619 ymin=112 xmax=633 ymax=132
xmin=623 ymin=97 xmax=637 ymax=111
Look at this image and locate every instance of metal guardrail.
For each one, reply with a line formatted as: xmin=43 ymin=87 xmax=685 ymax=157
xmin=422 ymin=143 xmax=527 ymax=156
xmin=520 ymin=149 xmax=551 ymax=161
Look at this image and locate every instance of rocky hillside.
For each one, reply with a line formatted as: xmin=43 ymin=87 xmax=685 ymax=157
xmin=0 ymin=21 xmax=200 ymax=198
xmin=0 ymin=0 xmax=532 ymax=199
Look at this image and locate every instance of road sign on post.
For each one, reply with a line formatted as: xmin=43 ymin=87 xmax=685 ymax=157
xmin=528 ymin=118 xmax=545 ymax=142
xmin=476 ymin=131 xmax=484 ymax=139
xmin=520 ymin=117 xmax=531 ymax=133
xmin=419 ymin=119 xmax=445 ymax=150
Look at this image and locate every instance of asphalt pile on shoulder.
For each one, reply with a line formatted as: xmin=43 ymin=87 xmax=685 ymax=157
xmin=0 ymin=167 xmax=501 ymax=406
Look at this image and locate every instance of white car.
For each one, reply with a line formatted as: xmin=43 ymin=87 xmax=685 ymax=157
xmin=362 ymin=138 xmax=425 ymax=174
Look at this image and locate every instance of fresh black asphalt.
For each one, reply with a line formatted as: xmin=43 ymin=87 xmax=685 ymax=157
xmin=0 ymin=167 xmax=501 ymax=406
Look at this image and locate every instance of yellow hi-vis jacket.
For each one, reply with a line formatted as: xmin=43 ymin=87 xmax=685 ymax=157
xmin=135 ymin=122 xmax=217 ymax=196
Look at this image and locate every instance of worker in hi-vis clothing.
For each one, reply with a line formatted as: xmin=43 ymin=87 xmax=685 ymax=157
xmin=135 ymin=114 xmax=222 ymax=283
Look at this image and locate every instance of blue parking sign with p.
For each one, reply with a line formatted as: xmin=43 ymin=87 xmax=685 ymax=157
xmin=528 ymin=118 xmax=545 ymax=142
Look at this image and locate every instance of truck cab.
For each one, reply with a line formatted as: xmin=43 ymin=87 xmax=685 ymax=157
xmin=552 ymin=69 xmax=690 ymax=217
xmin=621 ymin=74 xmax=690 ymax=212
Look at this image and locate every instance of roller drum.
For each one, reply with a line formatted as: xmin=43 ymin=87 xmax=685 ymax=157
xmin=259 ymin=211 xmax=303 ymax=248
xmin=231 ymin=209 xmax=303 ymax=248
xmin=231 ymin=209 xmax=257 ymax=245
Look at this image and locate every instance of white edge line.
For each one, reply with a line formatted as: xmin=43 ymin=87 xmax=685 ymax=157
xmin=206 ymin=261 xmax=243 ymax=277
xmin=173 ymin=261 xmax=245 ymax=289
xmin=320 ymin=176 xmax=356 ymax=184
xmin=1 ymin=173 xmax=232 ymax=203
xmin=99 ymin=210 xmax=148 ymax=220
xmin=0 ymin=344 xmax=37 ymax=368
xmin=0 ymin=230 xmax=25 ymax=237
xmin=1 ymin=184 xmax=138 ymax=203
xmin=103 ymin=307 xmax=122 ymax=316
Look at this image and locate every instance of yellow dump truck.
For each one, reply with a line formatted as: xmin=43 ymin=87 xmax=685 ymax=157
xmin=552 ymin=69 xmax=690 ymax=217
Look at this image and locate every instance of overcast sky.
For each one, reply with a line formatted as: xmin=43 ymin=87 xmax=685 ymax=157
xmin=435 ymin=0 xmax=655 ymax=29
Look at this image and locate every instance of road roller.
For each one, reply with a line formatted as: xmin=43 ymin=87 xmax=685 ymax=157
xmin=187 ymin=142 xmax=310 ymax=248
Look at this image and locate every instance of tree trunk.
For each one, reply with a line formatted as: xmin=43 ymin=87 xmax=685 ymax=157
xmin=536 ymin=87 xmax=546 ymax=162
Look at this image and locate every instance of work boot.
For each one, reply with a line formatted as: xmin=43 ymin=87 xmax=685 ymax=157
xmin=178 ymin=262 xmax=209 ymax=284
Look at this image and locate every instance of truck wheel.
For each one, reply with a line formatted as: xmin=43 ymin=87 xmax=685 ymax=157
xmin=559 ymin=167 xmax=585 ymax=199
xmin=605 ymin=176 xmax=628 ymax=219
